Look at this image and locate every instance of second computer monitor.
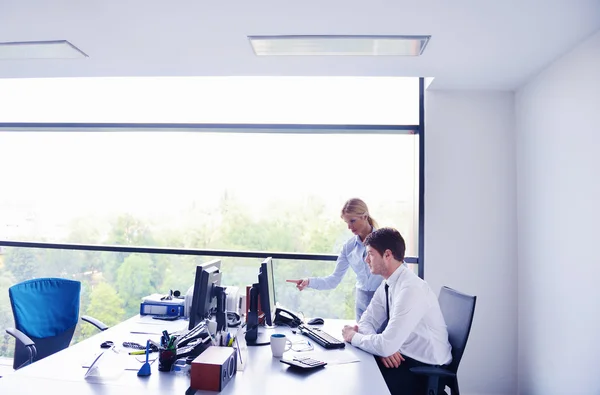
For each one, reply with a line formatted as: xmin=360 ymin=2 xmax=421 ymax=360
xmin=189 ymin=259 xmax=222 ymax=330
xmin=258 ymin=257 xmax=276 ymax=327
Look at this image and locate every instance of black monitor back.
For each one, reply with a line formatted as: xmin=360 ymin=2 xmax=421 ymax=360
xmin=189 ymin=259 xmax=222 ymax=330
xmin=258 ymin=257 xmax=276 ymax=327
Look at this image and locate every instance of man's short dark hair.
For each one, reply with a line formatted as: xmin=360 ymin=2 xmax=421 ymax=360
xmin=364 ymin=228 xmax=406 ymax=262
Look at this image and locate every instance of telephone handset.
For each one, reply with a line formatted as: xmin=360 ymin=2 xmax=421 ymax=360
xmin=274 ymin=307 xmax=303 ymax=328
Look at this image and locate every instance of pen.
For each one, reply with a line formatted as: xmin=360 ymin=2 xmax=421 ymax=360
xmin=129 ymin=350 xmax=147 ymax=355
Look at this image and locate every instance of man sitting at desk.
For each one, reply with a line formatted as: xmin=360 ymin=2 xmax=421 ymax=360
xmin=341 ymin=228 xmax=452 ymax=395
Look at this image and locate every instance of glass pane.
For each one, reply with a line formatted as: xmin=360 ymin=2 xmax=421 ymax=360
xmin=273 ymin=259 xmax=419 ymax=320
xmin=0 ymin=76 xmax=419 ymax=125
xmin=0 ymin=130 xmax=419 ymax=257
xmin=0 ymin=247 xmax=264 ymax=357
xmin=0 ymin=247 xmax=421 ymax=358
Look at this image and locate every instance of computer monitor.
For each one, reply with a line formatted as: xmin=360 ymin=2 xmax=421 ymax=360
xmin=258 ymin=257 xmax=276 ymax=327
xmin=246 ymin=257 xmax=277 ymax=346
xmin=189 ymin=259 xmax=222 ymax=330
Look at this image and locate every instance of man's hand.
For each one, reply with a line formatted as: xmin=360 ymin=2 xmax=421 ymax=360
xmin=286 ymin=279 xmax=309 ymax=291
xmin=342 ymin=324 xmax=359 ymax=342
xmin=379 ymin=352 xmax=405 ymax=368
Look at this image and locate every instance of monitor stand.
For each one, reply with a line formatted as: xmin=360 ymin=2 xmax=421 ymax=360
xmin=245 ymin=324 xmax=276 ymax=346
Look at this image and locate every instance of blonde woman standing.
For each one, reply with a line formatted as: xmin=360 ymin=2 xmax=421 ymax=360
xmin=287 ymin=198 xmax=383 ymax=321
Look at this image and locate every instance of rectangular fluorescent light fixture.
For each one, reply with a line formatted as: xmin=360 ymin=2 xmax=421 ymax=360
xmin=0 ymin=40 xmax=88 ymax=60
xmin=248 ymin=35 xmax=430 ymax=56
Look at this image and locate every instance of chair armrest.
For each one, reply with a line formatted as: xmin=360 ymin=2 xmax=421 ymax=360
xmin=5 ymin=327 xmax=35 ymax=348
xmin=6 ymin=327 xmax=37 ymax=369
xmin=410 ymin=366 xmax=456 ymax=378
xmin=81 ymin=315 xmax=109 ymax=331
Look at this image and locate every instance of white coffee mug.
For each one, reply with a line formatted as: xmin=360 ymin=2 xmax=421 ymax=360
xmin=270 ymin=334 xmax=292 ymax=357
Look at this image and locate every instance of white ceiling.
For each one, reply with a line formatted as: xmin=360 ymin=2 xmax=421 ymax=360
xmin=0 ymin=0 xmax=599 ymax=90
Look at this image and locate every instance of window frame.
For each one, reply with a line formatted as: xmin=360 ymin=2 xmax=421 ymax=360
xmin=0 ymin=77 xmax=426 ymax=277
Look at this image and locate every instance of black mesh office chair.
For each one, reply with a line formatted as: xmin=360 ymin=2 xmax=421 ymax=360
xmin=410 ymin=286 xmax=477 ymax=395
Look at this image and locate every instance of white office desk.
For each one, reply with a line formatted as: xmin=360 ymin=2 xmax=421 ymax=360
xmin=0 ymin=316 xmax=390 ymax=395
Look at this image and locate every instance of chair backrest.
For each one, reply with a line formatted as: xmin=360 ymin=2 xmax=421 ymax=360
xmin=9 ymin=278 xmax=81 ymax=368
xmin=438 ymin=286 xmax=476 ymax=374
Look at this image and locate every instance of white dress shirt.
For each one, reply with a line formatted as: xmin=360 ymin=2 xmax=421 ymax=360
xmin=308 ymin=231 xmax=383 ymax=292
xmin=351 ymin=265 xmax=452 ymax=366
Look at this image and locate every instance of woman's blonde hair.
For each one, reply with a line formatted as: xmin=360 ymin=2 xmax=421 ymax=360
xmin=340 ymin=198 xmax=379 ymax=229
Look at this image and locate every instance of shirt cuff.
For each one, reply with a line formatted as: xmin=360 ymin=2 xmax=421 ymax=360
xmin=351 ymin=332 xmax=364 ymax=347
xmin=307 ymin=278 xmax=318 ymax=289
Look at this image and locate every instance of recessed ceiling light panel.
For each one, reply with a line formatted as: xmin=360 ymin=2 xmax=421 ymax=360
xmin=248 ymin=35 xmax=430 ymax=56
xmin=0 ymin=40 xmax=88 ymax=60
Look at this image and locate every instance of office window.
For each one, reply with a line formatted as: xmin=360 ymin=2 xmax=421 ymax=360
xmin=0 ymin=76 xmax=422 ymax=357
xmin=0 ymin=130 xmax=418 ymax=253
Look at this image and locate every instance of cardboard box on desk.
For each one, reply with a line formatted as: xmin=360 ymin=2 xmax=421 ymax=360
xmin=191 ymin=347 xmax=237 ymax=392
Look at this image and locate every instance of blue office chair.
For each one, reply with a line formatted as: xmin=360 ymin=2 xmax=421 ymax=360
xmin=410 ymin=286 xmax=477 ymax=395
xmin=5 ymin=278 xmax=109 ymax=370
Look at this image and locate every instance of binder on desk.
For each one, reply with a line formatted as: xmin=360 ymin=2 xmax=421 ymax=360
xmin=140 ymin=294 xmax=185 ymax=316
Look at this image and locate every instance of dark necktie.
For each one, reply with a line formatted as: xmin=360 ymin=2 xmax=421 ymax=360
xmin=384 ymin=283 xmax=390 ymax=322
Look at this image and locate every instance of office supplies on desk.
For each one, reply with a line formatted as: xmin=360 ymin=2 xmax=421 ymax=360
xmin=100 ymin=340 xmax=114 ymax=349
xmin=224 ymin=286 xmax=241 ymax=316
xmin=176 ymin=320 xmax=210 ymax=347
xmin=152 ymin=315 xmax=181 ymax=321
xmin=290 ymin=339 xmax=314 ymax=352
xmin=158 ymin=348 xmax=177 ymax=372
xmin=137 ymin=340 xmax=152 ymax=376
xmin=84 ymin=346 xmax=125 ymax=380
xmin=274 ymin=306 xmax=304 ymax=328
xmin=294 ymin=350 xmax=361 ymax=365
xmin=140 ymin=293 xmax=185 ymax=317
xmin=280 ymin=356 xmax=327 ymax=370
xmin=270 ymin=334 xmax=292 ymax=357
xmin=123 ymin=341 xmax=159 ymax=352
xmin=307 ymin=317 xmax=325 ymax=325
xmin=298 ymin=324 xmax=345 ymax=349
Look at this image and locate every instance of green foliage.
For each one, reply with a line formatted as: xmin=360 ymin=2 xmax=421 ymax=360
xmin=4 ymin=248 xmax=38 ymax=282
xmin=0 ymin=193 xmax=412 ymax=357
xmin=80 ymin=282 xmax=124 ymax=338
xmin=115 ymin=254 xmax=157 ymax=317
xmin=0 ymin=269 xmax=16 ymax=357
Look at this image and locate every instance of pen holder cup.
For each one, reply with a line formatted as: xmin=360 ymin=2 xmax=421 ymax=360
xmin=158 ymin=348 xmax=177 ymax=372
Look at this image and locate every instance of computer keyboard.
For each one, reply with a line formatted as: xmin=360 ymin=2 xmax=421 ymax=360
xmin=298 ymin=324 xmax=345 ymax=349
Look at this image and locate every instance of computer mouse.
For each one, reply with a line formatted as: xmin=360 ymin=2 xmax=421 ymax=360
xmin=307 ymin=317 xmax=324 ymax=325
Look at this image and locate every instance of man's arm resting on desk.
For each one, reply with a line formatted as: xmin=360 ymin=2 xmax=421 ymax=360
xmin=342 ymin=326 xmax=405 ymax=368
xmin=345 ymin=287 xmax=428 ymax=357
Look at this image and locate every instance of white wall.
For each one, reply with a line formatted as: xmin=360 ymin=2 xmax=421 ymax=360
xmin=426 ymin=91 xmax=517 ymax=395
xmin=516 ymin=30 xmax=600 ymax=395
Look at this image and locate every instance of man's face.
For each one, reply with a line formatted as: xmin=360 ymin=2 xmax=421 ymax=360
xmin=365 ymin=246 xmax=386 ymax=275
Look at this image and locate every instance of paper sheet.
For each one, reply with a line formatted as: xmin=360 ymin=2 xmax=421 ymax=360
xmin=82 ymin=350 xmax=158 ymax=371
xmin=129 ymin=320 xmax=188 ymax=334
